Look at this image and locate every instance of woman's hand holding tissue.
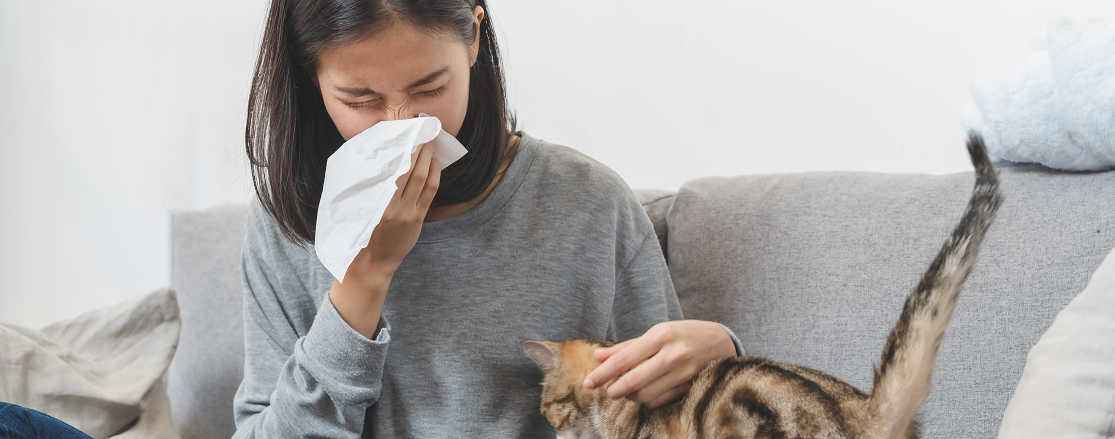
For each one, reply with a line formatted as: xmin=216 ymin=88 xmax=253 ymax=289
xmin=329 ymin=142 xmax=441 ymax=339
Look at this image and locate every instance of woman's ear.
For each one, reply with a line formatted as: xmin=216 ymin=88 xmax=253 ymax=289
xmin=469 ymin=5 xmax=485 ymax=67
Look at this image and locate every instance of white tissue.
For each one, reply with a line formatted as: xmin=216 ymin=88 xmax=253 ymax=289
xmin=315 ymin=114 xmax=468 ymax=283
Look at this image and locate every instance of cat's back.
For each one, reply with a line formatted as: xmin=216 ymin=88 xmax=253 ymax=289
xmin=673 ymin=356 xmax=874 ymax=439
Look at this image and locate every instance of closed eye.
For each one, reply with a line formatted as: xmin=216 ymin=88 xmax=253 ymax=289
xmin=343 ymin=86 xmax=447 ymax=109
xmin=344 ymin=99 xmax=380 ymax=109
xmin=419 ymin=85 xmax=448 ymax=98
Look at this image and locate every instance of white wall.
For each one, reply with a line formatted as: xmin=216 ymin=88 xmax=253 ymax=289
xmin=0 ymin=0 xmax=266 ymax=327
xmin=1 ymin=0 xmax=1112 ymax=328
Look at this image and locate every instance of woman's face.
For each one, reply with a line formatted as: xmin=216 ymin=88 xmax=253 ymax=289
xmin=316 ymin=8 xmax=483 ymax=141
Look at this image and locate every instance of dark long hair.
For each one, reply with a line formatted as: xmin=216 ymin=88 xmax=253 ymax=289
xmin=246 ymin=0 xmax=514 ymax=245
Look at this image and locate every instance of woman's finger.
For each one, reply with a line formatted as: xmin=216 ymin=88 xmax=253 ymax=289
xmin=593 ymin=339 xmax=635 ymax=363
xmin=389 ymin=170 xmax=408 ymax=204
xmin=606 ymin=351 xmax=674 ymax=399
xmin=401 ymin=143 xmax=434 ymax=204
xmin=626 ymin=361 xmax=693 ymax=403
xmin=416 ymin=151 xmax=441 ymax=212
xmin=584 ymin=336 xmax=663 ymax=391
xmin=641 ymin=382 xmax=691 ymax=409
xmin=378 ymin=170 xmax=408 ymax=224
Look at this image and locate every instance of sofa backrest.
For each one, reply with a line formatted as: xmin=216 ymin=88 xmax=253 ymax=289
xmin=167 ymin=166 xmax=1115 ymax=439
xmin=665 ymin=165 xmax=1115 ymax=438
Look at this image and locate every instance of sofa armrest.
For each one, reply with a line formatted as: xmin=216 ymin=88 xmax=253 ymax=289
xmin=166 ymin=203 xmax=248 ymax=439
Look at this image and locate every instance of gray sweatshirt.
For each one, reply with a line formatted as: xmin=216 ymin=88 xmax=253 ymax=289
xmin=232 ymin=134 xmax=744 ymax=438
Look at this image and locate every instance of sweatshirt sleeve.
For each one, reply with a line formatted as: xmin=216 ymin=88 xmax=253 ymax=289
xmin=611 ymin=231 xmax=684 ymax=341
xmin=232 ymin=206 xmax=391 ymax=439
xmin=611 ymin=231 xmax=746 ymax=357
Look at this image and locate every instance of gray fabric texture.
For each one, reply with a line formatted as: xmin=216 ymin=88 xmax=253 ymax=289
xmin=632 ymin=190 xmax=745 ymax=355
xmin=667 ymin=165 xmax=1115 ymax=439
xmin=167 ymin=203 xmax=248 ymax=439
xmin=230 ymin=134 xmax=728 ymax=438
xmin=634 ymin=190 xmax=676 ymax=262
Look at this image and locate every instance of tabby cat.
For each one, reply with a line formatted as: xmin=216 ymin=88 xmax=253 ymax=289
xmin=523 ymin=134 xmax=1002 ymax=439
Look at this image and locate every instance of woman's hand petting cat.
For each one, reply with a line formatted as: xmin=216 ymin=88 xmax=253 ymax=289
xmin=583 ymin=320 xmax=737 ymax=409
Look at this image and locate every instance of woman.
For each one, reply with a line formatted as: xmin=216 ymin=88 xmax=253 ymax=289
xmin=234 ymin=0 xmax=743 ymax=437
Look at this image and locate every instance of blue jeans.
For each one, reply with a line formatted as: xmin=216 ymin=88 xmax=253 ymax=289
xmin=0 ymin=402 xmax=92 ymax=439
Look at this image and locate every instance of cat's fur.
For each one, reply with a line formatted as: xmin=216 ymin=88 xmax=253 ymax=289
xmin=523 ymin=134 xmax=1002 ymax=439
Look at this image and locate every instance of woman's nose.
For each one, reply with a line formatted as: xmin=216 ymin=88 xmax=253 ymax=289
xmin=382 ymin=104 xmax=419 ymax=121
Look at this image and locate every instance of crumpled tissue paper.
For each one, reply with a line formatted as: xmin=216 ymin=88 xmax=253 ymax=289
xmin=961 ymin=17 xmax=1114 ymax=171
xmin=315 ymin=114 xmax=468 ymax=283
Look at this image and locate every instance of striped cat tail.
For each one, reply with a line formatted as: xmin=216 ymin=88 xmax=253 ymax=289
xmin=868 ymin=134 xmax=1002 ymax=439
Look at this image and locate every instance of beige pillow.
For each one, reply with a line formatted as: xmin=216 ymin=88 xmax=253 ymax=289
xmin=0 ymin=287 xmax=182 ymax=439
xmin=997 ymin=246 xmax=1115 ymax=438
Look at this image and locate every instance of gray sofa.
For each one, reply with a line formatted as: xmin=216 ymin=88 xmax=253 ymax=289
xmin=165 ymin=164 xmax=1115 ymax=439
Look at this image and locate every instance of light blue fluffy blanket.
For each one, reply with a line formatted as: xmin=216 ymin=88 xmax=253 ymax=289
xmin=962 ymin=18 xmax=1114 ymax=171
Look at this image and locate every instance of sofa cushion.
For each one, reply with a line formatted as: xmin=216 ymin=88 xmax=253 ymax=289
xmin=166 ymin=204 xmax=248 ymax=439
xmin=667 ymin=165 xmax=1115 ymax=439
xmin=0 ymin=288 xmax=181 ymax=439
xmin=996 ymin=243 xmax=1115 ymax=438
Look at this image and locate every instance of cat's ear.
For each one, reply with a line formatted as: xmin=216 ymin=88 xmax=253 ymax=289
xmin=522 ymin=341 xmax=560 ymax=373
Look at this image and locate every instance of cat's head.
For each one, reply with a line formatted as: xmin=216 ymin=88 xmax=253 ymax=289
xmin=522 ymin=339 xmax=615 ymax=439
